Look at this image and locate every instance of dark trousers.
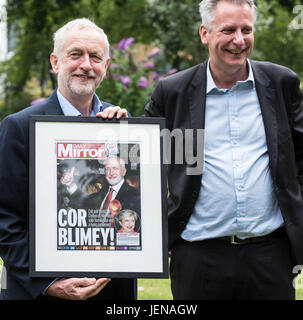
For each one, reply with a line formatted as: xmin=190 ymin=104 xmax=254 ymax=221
xmin=170 ymin=229 xmax=295 ymax=300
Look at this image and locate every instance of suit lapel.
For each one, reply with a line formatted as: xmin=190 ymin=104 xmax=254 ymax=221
xmin=43 ymin=89 xmax=65 ymax=115
xmin=116 ymin=181 xmax=128 ymax=201
xmin=187 ymin=62 xmax=207 ymax=160
xmin=188 ymin=62 xmax=207 ymax=130
xmin=251 ymin=61 xmax=278 ymax=181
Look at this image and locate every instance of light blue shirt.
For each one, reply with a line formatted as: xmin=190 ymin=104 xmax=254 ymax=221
xmin=181 ymin=60 xmax=284 ymax=241
xmin=57 ymin=89 xmax=104 ymax=116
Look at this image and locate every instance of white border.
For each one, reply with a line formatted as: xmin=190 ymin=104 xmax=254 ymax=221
xmin=34 ymin=121 xmax=163 ymax=274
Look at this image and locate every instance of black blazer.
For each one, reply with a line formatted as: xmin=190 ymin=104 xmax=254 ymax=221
xmin=145 ymin=59 xmax=303 ymax=264
xmin=0 ymin=89 xmax=136 ymax=299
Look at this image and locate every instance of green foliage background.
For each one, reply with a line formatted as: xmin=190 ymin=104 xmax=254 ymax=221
xmin=0 ymin=0 xmax=303 ymax=118
xmin=0 ymin=0 xmax=303 ymax=117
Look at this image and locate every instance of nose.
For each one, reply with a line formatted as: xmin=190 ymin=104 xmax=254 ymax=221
xmin=233 ymin=30 xmax=245 ymax=46
xmin=107 ymin=168 xmax=115 ymax=175
xmin=80 ymin=54 xmax=92 ymax=71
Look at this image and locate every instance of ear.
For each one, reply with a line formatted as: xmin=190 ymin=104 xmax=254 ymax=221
xmin=50 ymin=53 xmax=59 ymax=74
xmin=103 ymin=57 xmax=111 ymax=77
xmin=199 ymin=25 xmax=209 ymax=46
xmin=105 ymin=57 xmax=110 ymax=70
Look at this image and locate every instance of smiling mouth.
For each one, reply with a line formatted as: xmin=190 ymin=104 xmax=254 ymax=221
xmin=73 ymin=74 xmax=95 ymax=80
xmin=226 ymin=49 xmax=246 ymax=54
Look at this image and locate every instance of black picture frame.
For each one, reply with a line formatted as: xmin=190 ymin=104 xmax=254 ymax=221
xmin=29 ymin=115 xmax=168 ymax=278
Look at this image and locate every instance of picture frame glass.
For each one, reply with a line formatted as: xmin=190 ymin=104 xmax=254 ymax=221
xmin=29 ymin=116 xmax=167 ymax=278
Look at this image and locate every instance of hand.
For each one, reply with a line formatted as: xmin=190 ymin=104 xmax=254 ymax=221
xmin=96 ymin=106 xmax=128 ymax=119
xmin=46 ymin=277 xmax=111 ymax=300
xmin=60 ymin=166 xmax=77 ymax=187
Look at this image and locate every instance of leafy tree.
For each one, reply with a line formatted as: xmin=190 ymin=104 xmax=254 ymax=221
xmin=0 ymin=0 xmax=154 ymax=116
xmin=252 ymin=0 xmax=303 ymax=79
xmin=148 ymin=0 xmax=209 ymax=71
xmin=97 ymin=37 xmax=177 ymax=116
xmin=1 ymin=0 xmax=303 ymax=118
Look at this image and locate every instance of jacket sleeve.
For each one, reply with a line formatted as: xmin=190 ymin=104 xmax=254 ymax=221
xmin=0 ymin=115 xmax=53 ymax=299
xmin=144 ymin=81 xmax=166 ymax=118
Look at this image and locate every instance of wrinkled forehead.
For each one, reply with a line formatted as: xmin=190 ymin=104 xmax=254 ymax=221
xmin=123 ymin=215 xmax=135 ymax=221
xmin=105 ymin=158 xmax=121 ymax=168
xmin=214 ymin=1 xmax=254 ymax=22
xmin=211 ymin=1 xmax=254 ymax=29
xmin=63 ymin=28 xmax=106 ymax=49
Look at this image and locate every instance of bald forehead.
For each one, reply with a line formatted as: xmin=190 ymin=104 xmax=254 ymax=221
xmin=55 ymin=26 xmax=108 ymax=59
xmin=105 ymin=157 xmax=122 ymax=167
xmin=64 ymin=28 xmax=105 ymax=47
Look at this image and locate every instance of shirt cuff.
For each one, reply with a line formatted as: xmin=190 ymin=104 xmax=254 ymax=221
xmin=43 ymin=278 xmax=60 ymax=295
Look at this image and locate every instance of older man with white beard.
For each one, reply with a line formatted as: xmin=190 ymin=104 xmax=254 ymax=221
xmin=0 ymin=18 xmax=136 ymax=300
xmin=83 ymin=156 xmax=141 ymax=226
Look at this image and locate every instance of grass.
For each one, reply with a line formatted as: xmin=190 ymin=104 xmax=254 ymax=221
xmin=138 ymin=278 xmax=172 ymax=300
xmin=1 ymin=257 xmax=303 ymax=300
xmin=295 ymin=274 xmax=303 ymax=300
xmin=0 ymin=257 xmax=173 ymax=299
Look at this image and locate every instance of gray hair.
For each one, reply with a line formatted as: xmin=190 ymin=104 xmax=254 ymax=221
xmin=53 ymin=18 xmax=110 ymax=59
xmin=199 ymin=0 xmax=257 ymax=31
xmin=105 ymin=155 xmax=126 ymax=171
xmin=118 ymin=209 xmax=138 ymax=222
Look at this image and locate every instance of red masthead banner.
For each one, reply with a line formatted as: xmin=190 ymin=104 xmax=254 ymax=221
xmin=56 ymin=142 xmax=107 ymax=159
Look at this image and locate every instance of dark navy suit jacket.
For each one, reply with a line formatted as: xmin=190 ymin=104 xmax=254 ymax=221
xmin=0 ymin=89 xmax=136 ymax=299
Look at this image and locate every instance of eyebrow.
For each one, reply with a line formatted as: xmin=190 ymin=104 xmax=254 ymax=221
xmin=66 ymin=47 xmax=103 ymax=56
xmin=67 ymin=47 xmax=82 ymax=53
xmin=221 ymin=22 xmax=253 ymax=28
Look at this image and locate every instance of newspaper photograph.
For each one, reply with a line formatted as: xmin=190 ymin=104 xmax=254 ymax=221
xmin=56 ymin=141 xmax=141 ymax=251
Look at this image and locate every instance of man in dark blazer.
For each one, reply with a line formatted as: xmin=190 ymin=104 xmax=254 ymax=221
xmin=85 ymin=156 xmax=140 ymax=219
xmin=63 ymin=155 xmax=141 ymax=226
xmin=0 ymin=18 xmax=135 ymax=300
xmin=145 ymin=0 xmax=303 ymax=299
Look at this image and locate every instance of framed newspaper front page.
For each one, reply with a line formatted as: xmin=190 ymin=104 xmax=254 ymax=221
xmin=29 ymin=115 xmax=168 ymax=278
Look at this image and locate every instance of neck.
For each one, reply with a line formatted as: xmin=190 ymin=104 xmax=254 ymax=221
xmin=210 ymin=61 xmax=248 ymax=89
xmin=61 ymin=90 xmax=94 ymax=116
xmin=73 ymin=97 xmax=93 ymax=117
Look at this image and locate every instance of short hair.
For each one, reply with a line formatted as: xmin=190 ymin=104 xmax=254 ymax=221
xmin=104 ymin=155 xmax=126 ymax=171
xmin=199 ymin=0 xmax=257 ymax=31
xmin=118 ymin=209 xmax=138 ymax=222
xmin=53 ymin=18 xmax=110 ymax=59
